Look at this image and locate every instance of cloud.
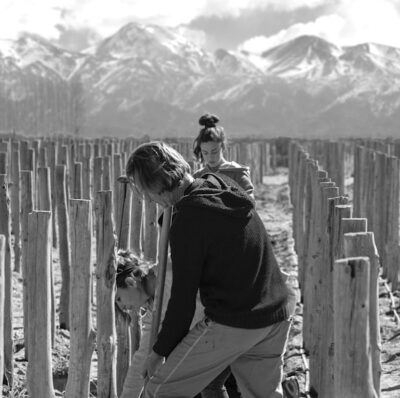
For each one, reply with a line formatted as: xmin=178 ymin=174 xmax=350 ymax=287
xmin=0 ymin=0 xmax=330 ymax=42
xmin=239 ymin=14 xmax=345 ymax=53
xmin=238 ymin=0 xmax=400 ymax=53
xmin=334 ymin=0 xmax=400 ymax=47
xmin=55 ymin=24 xmax=101 ymax=52
xmin=0 ymin=0 xmax=64 ymax=39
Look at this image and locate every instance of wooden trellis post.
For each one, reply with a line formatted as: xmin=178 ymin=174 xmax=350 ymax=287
xmin=318 ymin=199 xmax=351 ymax=398
xmin=0 ymin=235 xmax=5 ymax=398
xmin=10 ymin=150 xmax=21 ymax=273
xmin=115 ymin=178 xmax=135 ymax=395
xmin=143 ymin=200 xmax=158 ymax=262
xmin=55 ymin=165 xmax=71 ymax=330
xmin=309 ymin=183 xmax=338 ymax=395
xmin=37 ymin=167 xmax=56 ymax=347
xmin=26 ymin=211 xmax=55 ymax=398
xmin=65 ymin=199 xmax=96 ymax=398
xmin=130 ymin=189 xmax=143 ymax=256
xmin=20 ymin=170 xmax=33 ymax=359
xmin=0 ymin=174 xmax=13 ymax=388
xmin=95 ymin=191 xmax=118 ymax=398
xmin=333 ymin=257 xmax=378 ymax=398
xmin=343 ymin=232 xmax=381 ymax=396
xmin=73 ymin=162 xmax=83 ymax=199
xmin=103 ymin=156 xmax=111 ymax=190
xmin=385 ymin=156 xmax=400 ymax=289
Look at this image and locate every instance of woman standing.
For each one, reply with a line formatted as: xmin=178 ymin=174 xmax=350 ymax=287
xmin=193 ymin=113 xmax=254 ymax=200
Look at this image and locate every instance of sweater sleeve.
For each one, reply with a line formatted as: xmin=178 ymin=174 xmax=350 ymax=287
xmin=237 ymin=169 xmax=254 ymax=198
xmin=152 ymin=211 xmax=204 ymax=357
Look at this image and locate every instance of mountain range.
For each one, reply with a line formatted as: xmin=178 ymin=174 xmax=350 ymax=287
xmin=1 ymin=22 xmax=400 ymax=139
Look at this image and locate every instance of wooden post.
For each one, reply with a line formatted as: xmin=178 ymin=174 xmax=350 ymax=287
xmin=353 ymin=146 xmax=364 ymax=217
xmin=385 ymin=156 xmax=400 ymax=289
xmin=333 ymin=257 xmax=378 ymax=398
xmin=373 ymin=153 xmax=387 ymax=273
xmin=143 ymin=200 xmax=158 ymax=262
xmin=93 ymin=157 xmax=103 ymax=194
xmin=65 ymin=199 xmax=96 ymax=398
xmin=343 ymin=233 xmax=381 ymax=396
xmin=115 ymin=178 xmax=133 ymax=394
xmin=116 ymin=181 xmax=131 ymax=250
xmin=20 ymin=171 xmax=33 ymax=359
xmin=20 ymin=140 xmax=29 ymax=170
xmin=309 ymin=183 xmax=339 ymax=395
xmin=103 ymin=156 xmax=111 ymax=190
xmin=95 ymin=191 xmax=118 ymax=398
xmin=342 ymin=218 xmax=368 ymax=234
xmin=46 ymin=141 xmax=57 ymax=248
xmin=73 ymin=162 xmax=83 ymax=199
xmin=294 ymin=149 xmax=308 ymax=288
xmin=82 ymin=157 xmax=91 ymax=200
xmin=302 ymin=165 xmax=331 ymax=353
xmin=0 ymin=174 xmax=13 ymax=388
xmin=318 ymin=200 xmax=351 ymax=398
xmin=55 ymin=165 xmax=71 ymax=330
xmin=0 ymin=152 xmax=7 ymax=175
xmin=0 ymin=235 xmax=5 ymax=398
xmin=26 ymin=211 xmax=55 ymax=398
xmin=10 ymin=150 xmax=21 ymax=272
xmin=37 ymin=167 xmax=56 ymax=346
xmin=130 ymin=189 xmax=143 ymax=256
xmin=114 ymin=153 xmax=122 ymax=224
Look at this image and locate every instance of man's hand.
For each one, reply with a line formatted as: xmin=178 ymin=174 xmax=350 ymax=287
xmin=141 ymin=350 xmax=165 ymax=379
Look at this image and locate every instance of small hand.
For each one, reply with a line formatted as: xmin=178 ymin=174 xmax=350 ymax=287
xmin=141 ymin=350 xmax=165 ymax=379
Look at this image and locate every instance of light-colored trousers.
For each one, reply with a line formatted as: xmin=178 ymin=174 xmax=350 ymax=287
xmin=120 ymin=310 xmax=153 ymax=398
xmin=143 ymin=317 xmax=291 ymax=398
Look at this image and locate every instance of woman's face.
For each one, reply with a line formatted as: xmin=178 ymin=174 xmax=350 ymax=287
xmin=200 ymin=141 xmax=223 ymax=167
xmin=115 ymin=278 xmax=151 ymax=311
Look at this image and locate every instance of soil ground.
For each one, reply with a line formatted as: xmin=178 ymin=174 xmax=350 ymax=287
xmin=4 ymin=167 xmax=400 ymax=397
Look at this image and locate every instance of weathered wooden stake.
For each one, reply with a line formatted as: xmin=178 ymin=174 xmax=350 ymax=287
xmin=55 ymin=165 xmax=71 ymax=330
xmin=344 ymin=232 xmax=381 ymax=396
xmin=0 ymin=235 xmax=5 ymax=398
xmin=65 ymin=199 xmax=96 ymax=398
xmin=333 ymin=257 xmax=378 ymax=398
xmin=10 ymin=150 xmax=21 ymax=272
xmin=26 ymin=211 xmax=55 ymax=398
xmin=0 ymin=174 xmax=13 ymax=388
xmin=95 ymin=191 xmax=118 ymax=398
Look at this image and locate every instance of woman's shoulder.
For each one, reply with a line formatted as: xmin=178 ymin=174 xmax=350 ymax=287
xmin=193 ymin=165 xmax=209 ymax=178
xmin=219 ymin=161 xmax=249 ymax=171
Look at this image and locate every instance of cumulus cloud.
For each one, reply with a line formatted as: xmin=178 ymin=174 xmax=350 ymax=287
xmin=0 ymin=0 xmax=330 ymax=41
xmin=239 ymin=14 xmax=345 ymax=53
xmin=238 ymin=0 xmax=400 ymax=53
xmin=3 ymin=0 xmax=400 ymax=53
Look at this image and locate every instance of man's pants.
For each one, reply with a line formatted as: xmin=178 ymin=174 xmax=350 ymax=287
xmin=143 ymin=317 xmax=291 ymax=398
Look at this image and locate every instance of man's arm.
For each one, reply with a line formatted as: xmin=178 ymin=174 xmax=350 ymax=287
xmin=152 ymin=212 xmax=204 ymax=357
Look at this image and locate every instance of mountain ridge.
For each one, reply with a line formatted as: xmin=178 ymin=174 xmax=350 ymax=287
xmin=1 ymin=23 xmax=400 ymax=138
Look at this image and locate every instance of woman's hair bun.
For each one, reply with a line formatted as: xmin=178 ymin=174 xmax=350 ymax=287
xmin=199 ymin=113 xmax=220 ymax=128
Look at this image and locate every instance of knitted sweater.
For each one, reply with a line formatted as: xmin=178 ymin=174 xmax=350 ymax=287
xmin=153 ymin=173 xmax=295 ymax=357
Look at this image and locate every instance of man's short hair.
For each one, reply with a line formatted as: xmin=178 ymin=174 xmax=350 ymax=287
xmin=126 ymin=141 xmax=190 ymax=193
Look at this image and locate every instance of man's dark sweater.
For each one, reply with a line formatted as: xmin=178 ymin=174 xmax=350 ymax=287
xmin=153 ymin=173 xmax=295 ymax=357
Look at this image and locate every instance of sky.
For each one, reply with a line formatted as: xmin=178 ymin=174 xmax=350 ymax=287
xmin=1 ymin=0 xmax=400 ymax=54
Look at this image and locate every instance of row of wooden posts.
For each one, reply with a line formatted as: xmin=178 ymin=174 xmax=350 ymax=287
xmin=0 ymin=133 xmax=275 ymax=397
xmin=289 ymin=141 xmax=381 ymax=398
xmin=302 ymin=138 xmax=400 ymax=289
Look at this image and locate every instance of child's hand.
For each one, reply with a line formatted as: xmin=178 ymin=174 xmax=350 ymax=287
xmin=142 ymin=350 xmax=164 ymax=379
